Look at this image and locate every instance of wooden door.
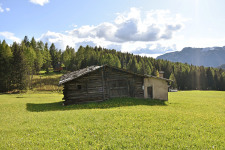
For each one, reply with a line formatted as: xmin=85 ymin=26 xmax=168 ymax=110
xmin=147 ymin=86 xmax=153 ymax=99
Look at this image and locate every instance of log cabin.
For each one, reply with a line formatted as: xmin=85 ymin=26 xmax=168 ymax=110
xmin=59 ymin=65 xmax=171 ymax=105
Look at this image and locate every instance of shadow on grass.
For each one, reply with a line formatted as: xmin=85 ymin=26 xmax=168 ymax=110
xmin=26 ymin=98 xmax=167 ymax=112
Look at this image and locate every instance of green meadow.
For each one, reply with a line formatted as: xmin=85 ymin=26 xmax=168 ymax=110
xmin=0 ymin=91 xmax=224 ymax=149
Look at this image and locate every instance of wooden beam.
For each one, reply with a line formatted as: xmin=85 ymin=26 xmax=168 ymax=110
xmin=101 ymin=67 xmax=105 ymax=100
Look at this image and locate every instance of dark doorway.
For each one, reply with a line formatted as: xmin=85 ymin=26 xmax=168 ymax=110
xmin=147 ymin=86 xmax=153 ymax=99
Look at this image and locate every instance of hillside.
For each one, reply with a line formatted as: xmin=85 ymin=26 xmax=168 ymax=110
xmin=157 ymin=46 xmax=225 ymax=67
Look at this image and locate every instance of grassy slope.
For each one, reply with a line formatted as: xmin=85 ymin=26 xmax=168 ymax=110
xmin=32 ymin=71 xmax=63 ymax=91
xmin=0 ymin=91 xmax=224 ymax=149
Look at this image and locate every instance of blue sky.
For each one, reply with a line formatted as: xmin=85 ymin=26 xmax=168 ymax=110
xmin=1 ymin=0 xmax=225 ymax=57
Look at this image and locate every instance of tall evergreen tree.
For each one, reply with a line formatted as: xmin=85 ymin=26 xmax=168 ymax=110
xmin=206 ymin=67 xmax=214 ymax=90
xmin=30 ymin=37 xmax=37 ymax=49
xmin=62 ymin=46 xmax=73 ymax=70
xmin=42 ymin=43 xmax=51 ymax=73
xmin=11 ymin=42 xmax=29 ymax=90
xmin=49 ymin=43 xmax=61 ymax=70
xmin=23 ymin=36 xmax=30 ymax=47
xmin=0 ymin=40 xmax=13 ymax=91
xmin=154 ymin=69 xmax=160 ymax=77
xmin=169 ymin=73 xmax=177 ymax=89
xmin=127 ymin=57 xmax=139 ymax=73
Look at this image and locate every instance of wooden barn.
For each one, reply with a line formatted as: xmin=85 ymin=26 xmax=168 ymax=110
xmin=59 ymin=65 xmax=171 ymax=105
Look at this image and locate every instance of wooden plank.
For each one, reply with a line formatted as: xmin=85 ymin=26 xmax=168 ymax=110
xmin=101 ymin=68 xmax=105 ymax=100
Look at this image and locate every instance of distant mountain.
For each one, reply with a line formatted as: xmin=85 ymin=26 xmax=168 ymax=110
xmin=157 ymin=46 xmax=225 ymax=67
xmin=218 ymin=64 xmax=225 ymax=70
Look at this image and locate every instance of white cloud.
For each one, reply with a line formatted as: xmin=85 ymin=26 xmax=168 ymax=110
xmin=0 ymin=32 xmax=21 ymax=43
xmin=0 ymin=4 xmax=10 ymax=13
xmin=0 ymin=4 xmax=4 ymax=13
xmin=39 ymin=31 xmax=116 ymax=50
xmin=39 ymin=8 xmax=188 ymax=57
xmin=29 ymin=0 xmax=49 ymax=6
xmin=38 ymin=31 xmax=75 ymax=49
xmin=68 ymin=8 xmax=184 ymax=43
xmin=6 ymin=8 xmax=10 ymax=12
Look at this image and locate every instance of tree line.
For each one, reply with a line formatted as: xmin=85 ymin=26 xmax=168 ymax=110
xmin=0 ymin=36 xmax=225 ymax=92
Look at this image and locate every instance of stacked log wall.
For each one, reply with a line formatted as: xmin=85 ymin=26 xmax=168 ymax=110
xmin=63 ymin=69 xmax=107 ymax=104
xmin=63 ymin=66 xmax=145 ymax=104
xmin=104 ymin=67 xmax=144 ymax=98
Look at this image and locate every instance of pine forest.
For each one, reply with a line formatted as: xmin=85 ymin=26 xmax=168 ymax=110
xmin=0 ymin=36 xmax=225 ymax=92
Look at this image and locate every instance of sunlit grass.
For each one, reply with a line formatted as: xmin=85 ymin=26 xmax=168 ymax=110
xmin=0 ymin=91 xmax=224 ymax=149
xmin=31 ymin=70 xmax=64 ymax=91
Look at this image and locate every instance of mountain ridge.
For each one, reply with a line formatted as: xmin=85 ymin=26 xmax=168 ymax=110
xmin=156 ymin=46 xmax=225 ymax=67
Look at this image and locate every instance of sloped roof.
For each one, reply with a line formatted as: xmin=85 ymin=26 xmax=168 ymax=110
xmin=59 ymin=65 xmax=172 ymax=85
xmin=59 ymin=65 xmax=103 ymax=85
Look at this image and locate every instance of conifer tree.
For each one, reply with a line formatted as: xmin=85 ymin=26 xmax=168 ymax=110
xmin=127 ymin=57 xmax=139 ymax=73
xmin=62 ymin=46 xmax=75 ymax=70
xmin=11 ymin=42 xmax=28 ymax=90
xmin=169 ymin=73 xmax=177 ymax=89
xmin=0 ymin=40 xmax=13 ymax=91
xmin=206 ymin=67 xmax=214 ymax=89
xmin=154 ymin=69 xmax=159 ymax=77
xmin=49 ymin=43 xmax=57 ymax=69
xmin=23 ymin=36 xmax=30 ymax=47
xmin=30 ymin=37 xmax=43 ymax=73
xmin=42 ymin=43 xmax=51 ymax=73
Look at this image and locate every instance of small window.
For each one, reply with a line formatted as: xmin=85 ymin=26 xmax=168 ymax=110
xmin=77 ymin=85 xmax=82 ymax=89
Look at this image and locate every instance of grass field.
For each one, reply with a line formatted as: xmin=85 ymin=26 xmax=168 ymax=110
xmin=0 ymin=91 xmax=224 ymax=149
